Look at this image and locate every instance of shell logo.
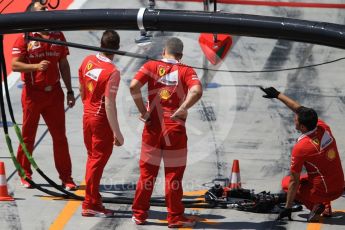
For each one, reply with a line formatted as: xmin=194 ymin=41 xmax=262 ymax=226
xmin=159 ymin=89 xmax=171 ymax=100
xmin=87 ymin=82 xmax=94 ymax=93
xmin=327 ymin=149 xmax=336 ymax=161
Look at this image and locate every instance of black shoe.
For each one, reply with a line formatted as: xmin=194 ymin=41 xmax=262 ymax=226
xmin=308 ymin=204 xmax=325 ymax=222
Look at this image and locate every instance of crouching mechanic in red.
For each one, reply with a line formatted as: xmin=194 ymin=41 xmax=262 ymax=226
xmin=79 ymin=30 xmax=124 ymax=217
xmin=11 ymin=1 xmax=77 ymax=190
xmin=130 ymin=37 xmax=203 ymax=228
xmin=261 ymin=87 xmax=344 ymax=222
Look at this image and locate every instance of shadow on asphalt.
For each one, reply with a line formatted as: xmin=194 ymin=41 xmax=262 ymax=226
xmin=191 ymin=221 xmax=288 ymax=229
xmin=298 ymin=211 xmax=345 ymax=226
xmin=100 ymin=183 xmax=137 ymax=192
xmin=136 ymin=210 xmax=287 ymax=229
xmin=322 ymin=211 xmax=345 ymax=226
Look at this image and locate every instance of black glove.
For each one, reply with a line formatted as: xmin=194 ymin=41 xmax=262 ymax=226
xmin=277 ymin=208 xmax=293 ymax=221
xmin=260 ymin=86 xmax=280 ymax=99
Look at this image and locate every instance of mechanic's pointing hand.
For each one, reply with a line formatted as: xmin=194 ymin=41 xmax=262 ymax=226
xmin=260 ymin=86 xmax=280 ymax=99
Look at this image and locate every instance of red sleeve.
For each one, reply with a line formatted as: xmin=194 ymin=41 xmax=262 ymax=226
xmin=290 ymin=144 xmax=305 ymax=174
xmin=78 ymin=61 xmax=84 ymax=86
xmin=78 ymin=59 xmax=86 ymax=100
xmin=105 ymin=70 xmax=120 ymax=99
xmin=58 ymin=32 xmax=69 ymax=58
xmin=12 ymin=34 xmax=27 ymax=58
xmin=134 ymin=62 xmax=151 ymax=85
xmin=182 ymin=67 xmax=201 ymax=89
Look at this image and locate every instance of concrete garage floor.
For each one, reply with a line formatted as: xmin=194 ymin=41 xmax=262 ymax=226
xmin=0 ymin=0 xmax=345 ymax=229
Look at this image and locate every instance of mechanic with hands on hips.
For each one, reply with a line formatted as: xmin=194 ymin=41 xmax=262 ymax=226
xmin=130 ymin=37 xmax=203 ymax=228
xmin=79 ymin=30 xmax=123 ymax=217
xmin=260 ymin=86 xmax=344 ymax=222
xmin=11 ymin=1 xmax=77 ymax=190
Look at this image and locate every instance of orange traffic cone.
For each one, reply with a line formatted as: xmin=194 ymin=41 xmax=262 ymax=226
xmin=228 ymin=159 xmax=241 ymax=189
xmin=0 ymin=161 xmax=14 ymax=201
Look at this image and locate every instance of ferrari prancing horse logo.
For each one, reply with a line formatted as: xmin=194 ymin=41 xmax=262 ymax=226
xmin=312 ymin=138 xmax=319 ymax=146
xmin=87 ymin=62 xmax=93 ymax=70
xmin=327 ymin=149 xmax=336 ymax=161
xmin=158 ymin=67 xmax=165 ymax=77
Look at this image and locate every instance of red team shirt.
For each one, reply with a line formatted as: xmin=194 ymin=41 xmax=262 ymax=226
xmin=291 ymin=119 xmax=344 ymax=196
xmin=12 ymin=32 xmax=69 ymax=87
xmin=134 ymin=59 xmax=201 ymax=129
xmin=79 ymin=53 xmax=120 ymax=117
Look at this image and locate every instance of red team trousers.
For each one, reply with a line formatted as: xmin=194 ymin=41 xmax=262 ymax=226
xmin=16 ymin=84 xmax=72 ymax=181
xmin=281 ymin=174 xmax=343 ymax=210
xmin=82 ymin=114 xmax=114 ymax=210
xmin=132 ymin=124 xmax=188 ymax=222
